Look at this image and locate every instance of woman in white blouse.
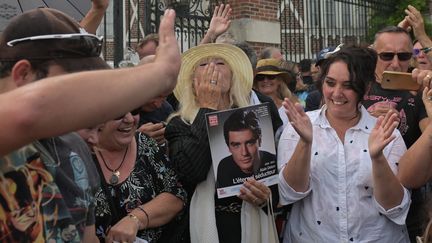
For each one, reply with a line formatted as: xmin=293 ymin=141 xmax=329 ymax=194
xmin=277 ymin=46 xmax=410 ymax=242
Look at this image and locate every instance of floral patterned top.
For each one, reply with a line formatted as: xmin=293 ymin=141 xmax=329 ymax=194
xmin=93 ymin=133 xmax=187 ymax=243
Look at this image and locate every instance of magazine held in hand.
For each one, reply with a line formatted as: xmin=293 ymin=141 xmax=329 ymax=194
xmin=205 ymin=103 xmax=278 ymax=198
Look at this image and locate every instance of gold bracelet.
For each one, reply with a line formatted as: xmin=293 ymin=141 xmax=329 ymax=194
xmin=127 ymin=213 xmax=141 ymax=228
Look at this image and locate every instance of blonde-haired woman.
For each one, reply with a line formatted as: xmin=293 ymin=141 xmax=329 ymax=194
xmin=254 ymin=58 xmax=298 ymax=131
xmin=166 ymin=43 xmax=279 ymax=243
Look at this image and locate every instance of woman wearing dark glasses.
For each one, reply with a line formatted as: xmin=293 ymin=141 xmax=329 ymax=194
xmin=91 ymin=108 xmax=186 ymax=243
xmin=253 ymin=58 xmax=298 ymax=132
xmin=413 ymin=40 xmax=432 ymax=71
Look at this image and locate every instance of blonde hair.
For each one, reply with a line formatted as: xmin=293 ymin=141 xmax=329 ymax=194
xmin=173 ymin=57 xmax=251 ymax=124
xmin=278 ymin=79 xmax=298 ymax=103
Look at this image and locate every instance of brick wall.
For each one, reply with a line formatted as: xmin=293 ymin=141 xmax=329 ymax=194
xmin=103 ymin=40 xmax=115 ymax=61
xmin=227 ymin=0 xmax=278 ymax=22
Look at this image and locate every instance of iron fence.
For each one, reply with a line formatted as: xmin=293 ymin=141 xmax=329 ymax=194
xmin=279 ymin=0 xmax=394 ymax=63
xmin=100 ymin=0 xmax=218 ymax=66
xmin=99 ymin=0 xmax=395 ymax=66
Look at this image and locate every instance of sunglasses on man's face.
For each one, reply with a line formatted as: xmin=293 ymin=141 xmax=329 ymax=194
xmin=255 ymin=74 xmax=278 ymax=82
xmin=115 ymin=108 xmax=141 ymax=120
xmin=378 ymin=52 xmax=412 ymax=61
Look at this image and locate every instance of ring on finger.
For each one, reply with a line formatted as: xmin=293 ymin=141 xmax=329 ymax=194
xmin=252 ymin=197 xmax=258 ymax=204
xmin=210 ymin=80 xmax=217 ymax=85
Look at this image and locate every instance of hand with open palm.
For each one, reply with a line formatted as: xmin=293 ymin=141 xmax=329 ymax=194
xmin=368 ymin=112 xmax=399 ymax=160
xmin=201 ymin=4 xmax=232 ymax=44
xmin=283 ymin=98 xmax=312 ymax=144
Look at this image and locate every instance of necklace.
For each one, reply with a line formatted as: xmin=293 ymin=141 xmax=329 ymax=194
xmin=98 ymin=146 xmax=129 ymax=185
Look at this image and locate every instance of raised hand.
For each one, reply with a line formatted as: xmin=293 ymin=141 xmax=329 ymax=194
xmin=397 ymin=18 xmax=411 ymax=32
xmin=403 ymin=5 xmax=427 ymax=40
xmin=209 ymin=4 xmax=232 ymax=39
xmin=201 ymin=4 xmax=232 ymax=44
xmin=412 ymin=68 xmax=432 ymax=88
xmin=422 ymin=87 xmax=432 ymax=118
xmin=368 ymin=112 xmax=399 ymax=160
xmin=283 ymin=98 xmax=312 ymax=143
xmin=154 ymin=9 xmax=180 ymax=91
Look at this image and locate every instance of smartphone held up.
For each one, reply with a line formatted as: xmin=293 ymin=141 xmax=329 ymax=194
xmin=381 ymin=71 xmax=420 ymax=91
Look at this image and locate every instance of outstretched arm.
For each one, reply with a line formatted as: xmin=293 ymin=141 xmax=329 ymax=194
xmin=369 ymin=112 xmax=405 ymax=210
xmin=0 ymin=9 xmax=180 ymax=156
xmin=201 ymin=4 xmax=232 ymax=44
xmin=80 ymin=0 xmax=109 ymax=34
xmin=398 ymin=87 xmax=432 ymax=188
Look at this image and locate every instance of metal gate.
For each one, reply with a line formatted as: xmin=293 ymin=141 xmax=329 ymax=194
xmin=101 ymin=0 xmax=219 ymax=66
xmin=279 ymin=0 xmax=393 ymax=62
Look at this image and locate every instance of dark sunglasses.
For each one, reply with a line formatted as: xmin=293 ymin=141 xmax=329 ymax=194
xmin=378 ymin=52 xmax=412 ymax=61
xmin=7 ymin=33 xmax=103 ymax=57
xmin=255 ymin=74 xmax=278 ymax=82
xmin=115 ymin=108 xmax=141 ymax=120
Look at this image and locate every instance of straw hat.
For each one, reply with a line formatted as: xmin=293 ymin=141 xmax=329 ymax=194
xmin=174 ymin=43 xmax=254 ymax=98
xmin=255 ymin=58 xmax=290 ymax=85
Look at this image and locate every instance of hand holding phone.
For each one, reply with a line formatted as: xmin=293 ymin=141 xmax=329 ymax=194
xmin=381 ymin=71 xmax=420 ymax=91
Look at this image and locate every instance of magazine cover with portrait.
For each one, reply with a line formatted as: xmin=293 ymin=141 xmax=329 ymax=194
xmin=205 ymin=103 xmax=278 ymax=198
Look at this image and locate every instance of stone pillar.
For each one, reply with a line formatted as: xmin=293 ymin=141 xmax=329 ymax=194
xmin=225 ymin=0 xmax=281 ymax=56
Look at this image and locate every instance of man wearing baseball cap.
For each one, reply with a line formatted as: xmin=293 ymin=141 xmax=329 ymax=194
xmin=0 ymin=7 xmax=180 ymax=242
xmin=304 ymin=44 xmax=343 ymax=111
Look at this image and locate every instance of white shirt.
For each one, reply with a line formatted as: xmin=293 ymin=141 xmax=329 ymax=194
xmin=277 ymin=105 xmax=410 ymax=243
xmin=278 ymin=105 xmax=289 ymax=129
xmin=275 ymin=106 xmax=288 ymax=145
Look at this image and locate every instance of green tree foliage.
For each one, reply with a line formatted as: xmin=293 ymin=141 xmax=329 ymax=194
xmin=368 ymin=0 xmax=431 ymax=42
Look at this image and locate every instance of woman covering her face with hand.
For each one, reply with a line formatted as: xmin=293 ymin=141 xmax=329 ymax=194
xmin=277 ymin=46 xmax=410 ymax=242
xmin=165 ymin=43 xmax=279 ymax=243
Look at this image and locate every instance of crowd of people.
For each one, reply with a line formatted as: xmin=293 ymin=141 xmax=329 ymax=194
xmin=1 ymin=1 xmax=432 ymax=243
